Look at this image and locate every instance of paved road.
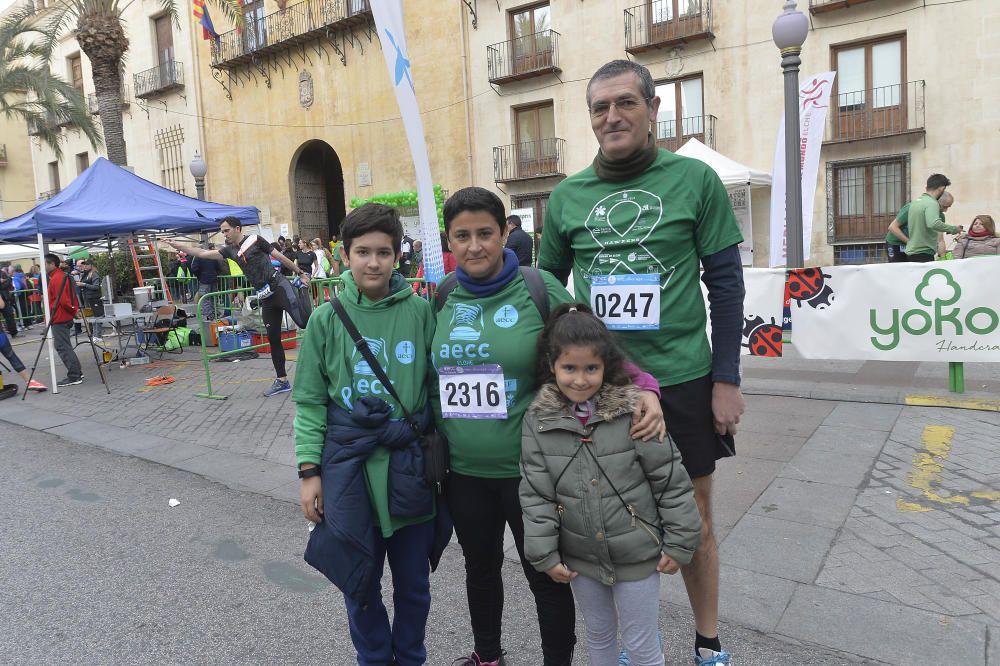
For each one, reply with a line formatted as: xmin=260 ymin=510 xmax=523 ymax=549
xmin=0 ymin=422 xmax=873 ymax=665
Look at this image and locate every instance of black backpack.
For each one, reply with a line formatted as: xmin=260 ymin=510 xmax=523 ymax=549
xmin=433 ymin=266 xmax=550 ymax=322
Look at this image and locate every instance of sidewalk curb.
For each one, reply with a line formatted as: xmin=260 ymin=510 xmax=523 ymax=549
xmin=742 ymin=380 xmax=1000 ymax=413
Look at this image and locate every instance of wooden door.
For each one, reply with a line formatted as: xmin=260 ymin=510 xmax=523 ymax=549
xmin=515 ymin=104 xmax=555 ymax=178
xmin=510 ymin=4 xmax=551 ymax=75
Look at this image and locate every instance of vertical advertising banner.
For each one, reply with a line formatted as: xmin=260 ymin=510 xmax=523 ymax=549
xmin=791 ymin=259 xmax=1000 ymax=361
xmin=727 ymin=186 xmax=753 ymax=266
xmin=370 ymin=0 xmax=444 ymax=283
xmin=769 ymin=72 xmax=836 ymax=267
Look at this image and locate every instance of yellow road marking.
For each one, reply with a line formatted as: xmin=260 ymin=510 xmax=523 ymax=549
xmin=905 ymin=395 xmax=1000 ymax=412
xmin=897 ymin=425 xmax=1000 ymax=512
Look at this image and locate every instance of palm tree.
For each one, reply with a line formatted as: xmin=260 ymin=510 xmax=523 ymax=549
xmin=0 ymin=4 xmax=101 ymax=160
xmin=26 ymin=0 xmax=242 ymax=166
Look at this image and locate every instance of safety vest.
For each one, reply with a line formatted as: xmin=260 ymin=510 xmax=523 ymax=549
xmin=176 ymin=264 xmax=192 ymax=278
xmin=226 ymin=258 xmax=244 ymax=277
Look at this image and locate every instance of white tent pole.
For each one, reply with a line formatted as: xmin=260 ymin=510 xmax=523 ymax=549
xmin=36 ymin=232 xmax=59 ymax=394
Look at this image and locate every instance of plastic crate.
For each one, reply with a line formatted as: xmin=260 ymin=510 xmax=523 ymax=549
xmin=219 ymin=330 xmax=253 ymax=353
xmin=250 ymin=330 xmax=297 ymax=353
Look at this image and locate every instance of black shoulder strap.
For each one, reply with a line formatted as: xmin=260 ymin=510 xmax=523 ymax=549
xmin=519 ymin=267 xmax=550 ymax=322
xmin=433 ymin=273 xmax=459 ymax=313
xmin=433 ymin=268 xmax=550 ymax=322
xmin=331 ymin=297 xmax=417 ymax=429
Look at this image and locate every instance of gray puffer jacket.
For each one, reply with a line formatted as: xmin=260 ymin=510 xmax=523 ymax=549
xmin=953 ymin=234 xmax=1000 ymax=259
xmin=519 ymin=382 xmax=701 ymax=586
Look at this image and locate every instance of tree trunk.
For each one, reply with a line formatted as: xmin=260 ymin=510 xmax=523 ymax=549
xmin=91 ymin=58 xmax=127 ymax=166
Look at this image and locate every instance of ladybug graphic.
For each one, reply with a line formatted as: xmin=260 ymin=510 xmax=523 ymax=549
xmin=742 ymin=315 xmax=783 ymax=357
xmin=786 ymin=268 xmax=835 ymax=309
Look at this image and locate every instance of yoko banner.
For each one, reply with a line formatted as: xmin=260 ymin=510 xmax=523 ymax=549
xmin=790 ymin=259 xmax=1000 ymax=362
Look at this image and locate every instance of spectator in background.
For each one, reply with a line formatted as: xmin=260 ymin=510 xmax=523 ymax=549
xmin=411 ymin=239 xmax=423 ymax=278
xmin=505 ymin=214 xmax=534 ymax=266
xmin=0 ymin=263 xmax=16 ymax=337
xmin=190 ymin=243 xmax=223 ymax=321
xmin=76 ymin=259 xmax=104 ymax=337
xmin=44 ymin=253 xmax=84 ymax=387
xmin=11 ymin=265 xmax=30 ymax=329
xmin=399 ymin=232 xmax=415 ymax=277
xmin=904 ymin=174 xmax=962 ymax=262
xmin=296 ymin=238 xmax=316 ymax=276
xmin=953 ymin=215 xmax=1000 ymax=259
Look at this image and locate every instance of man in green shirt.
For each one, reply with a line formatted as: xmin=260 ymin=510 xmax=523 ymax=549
xmin=887 ymin=191 xmax=953 ymax=263
xmin=904 ymin=174 xmax=962 ymax=262
xmin=538 ymin=59 xmax=743 ymax=666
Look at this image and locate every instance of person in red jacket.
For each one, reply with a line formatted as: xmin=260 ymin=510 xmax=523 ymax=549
xmin=44 ymin=253 xmax=83 ymax=386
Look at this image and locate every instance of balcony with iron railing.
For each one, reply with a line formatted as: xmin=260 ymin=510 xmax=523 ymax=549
xmin=38 ymin=188 xmax=60 ymax=201
xmin=134 ymin=61 xmax=184 ymax=99
xmin=211 ymin=0 xmax=371 ymax=69
xmin=625 ymin=0 xmax=712 ymax=54
xmin=87 ymin=84 xmax=131 ymax=114
xmin=493 ymin=138 xmax=566 ymax=183
xmin=654 ymin=114 xmax=716 ymax=152
xmin=487 ymin=30 xmax=561 ymax=85
xmin=0 ymin=144 xmax=7 ymax=166
xmin=809 ymin=0 xmax=886 ymax=15
xmin=825 ymin=81 xmax=925 ymax=144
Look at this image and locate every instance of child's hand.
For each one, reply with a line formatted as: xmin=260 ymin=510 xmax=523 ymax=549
xmin=545 ymin=563 xmax=578 ymax=584
xmin=656 ymin=553 xmax=679 ymax=575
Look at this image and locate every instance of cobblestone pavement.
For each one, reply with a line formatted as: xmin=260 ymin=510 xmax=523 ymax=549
xmin=817 ymin=407 xmax=1000 ymax=623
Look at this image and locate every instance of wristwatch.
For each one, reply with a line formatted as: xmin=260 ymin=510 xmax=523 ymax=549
xmin=298 ymin=466 xmax=321 ymax=479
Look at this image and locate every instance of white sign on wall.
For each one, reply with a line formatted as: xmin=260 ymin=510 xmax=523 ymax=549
xmin=357 ymin=162 xmax=371 ymax=188
xmin=510 ymin=207 xmax=535 ymax=235
xmin=791 ymin=259 xmax=1000 ymax=362
xmin=279 ymin=224 xmax=289 ymax=238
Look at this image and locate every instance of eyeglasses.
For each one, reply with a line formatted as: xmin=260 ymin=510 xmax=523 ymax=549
xmin=589 ymin=97 xmax=650 ymax=119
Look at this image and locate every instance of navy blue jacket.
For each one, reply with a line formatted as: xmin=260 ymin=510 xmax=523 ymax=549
xmin=304 ymin=396 xmax=452 ymax=602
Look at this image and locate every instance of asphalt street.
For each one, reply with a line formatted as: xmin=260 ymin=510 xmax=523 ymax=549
xmin=0 ymin=421 xmax=876 ymax=665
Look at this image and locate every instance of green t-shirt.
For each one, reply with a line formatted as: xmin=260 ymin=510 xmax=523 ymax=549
xmin=539 ymin=149 xmax=743 ymax=387
xmin=431 ymin=270 xmax=573 ymax=478
xmin=885 ymin=202 xmax=911 ymax=246
xmin=292 ymin=271 xmax=435 ymax=536
xmin=905 ymin=193 xmax=960 ymax=256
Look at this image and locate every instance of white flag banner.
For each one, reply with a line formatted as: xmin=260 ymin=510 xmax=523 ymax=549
xmin=370 ymin=0 xmax=444 ymax=283
xmin=769 ymin=72 xmax=836 ymax=268
xmin=703 ymin=268 xmax=787 ymax=357
xmin=791 ymin=258 xmax=1000 ymax=361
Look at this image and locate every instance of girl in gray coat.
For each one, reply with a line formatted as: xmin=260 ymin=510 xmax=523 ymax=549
xmin=520 ymin=305 xmax=702 ymax=666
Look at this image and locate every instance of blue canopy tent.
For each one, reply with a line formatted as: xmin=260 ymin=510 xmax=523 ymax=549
xmin=0 ymin=156 xmax=258 ymax=242
xmin=0 ymin=157 xmax=259 ymax=392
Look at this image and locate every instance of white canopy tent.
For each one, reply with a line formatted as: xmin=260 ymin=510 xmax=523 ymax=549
xmin=676 ymin=138 xmax=772 ymax=265
xmin=675 ymin=138 xmax=772 ymax=188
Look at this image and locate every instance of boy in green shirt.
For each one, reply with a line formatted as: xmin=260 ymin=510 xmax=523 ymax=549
xmin=293 ymin=203 xmax=445 ymax=666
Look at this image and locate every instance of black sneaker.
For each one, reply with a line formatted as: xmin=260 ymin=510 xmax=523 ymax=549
xmin=57 ymin=376 xmax=84 ymax=387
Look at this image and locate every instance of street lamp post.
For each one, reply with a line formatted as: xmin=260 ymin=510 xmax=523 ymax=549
xmin=772 ymin=0 xmax=809 ymax=268
xmin=190 ymin=151 xmax=209 ymax=243
xmin=190 ymin=150 xmax=207 ymax=201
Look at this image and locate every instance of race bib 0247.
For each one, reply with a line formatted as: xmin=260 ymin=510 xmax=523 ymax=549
xmin=590 ymin=274 xmax=661 ymax=330
xmin=438 ymin=364 xmax=508 ymax=419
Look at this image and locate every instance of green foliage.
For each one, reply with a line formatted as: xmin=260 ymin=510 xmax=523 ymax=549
xmin=350 ymin=185 xmax=446 ymax=231
xmin=91 ymin=249 xmax=172 ymax=298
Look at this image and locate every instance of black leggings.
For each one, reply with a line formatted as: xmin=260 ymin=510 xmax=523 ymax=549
xmin=260 ymin=279 xmax=309 ymax=378
xmin=445 ymin=471 xmax=576 ymax=665
xmin=0 ymin=332 xmax=26 ymax=373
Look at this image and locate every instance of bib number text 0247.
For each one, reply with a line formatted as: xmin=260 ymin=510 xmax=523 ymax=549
xmin=590 ymin=274 xmax=660 ymax=330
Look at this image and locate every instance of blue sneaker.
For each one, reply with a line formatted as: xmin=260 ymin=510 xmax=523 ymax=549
xmin=263 ymin=378 xmax=291 ymax=397
xmin=619 ymin=630 xmax=663 ymax=664
xmin=694 ymin=647 xmax=732 ymax=665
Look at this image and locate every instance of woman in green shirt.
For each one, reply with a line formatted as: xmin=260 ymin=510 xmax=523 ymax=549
xmin=434 ymin=187 xmax=664 ymax=666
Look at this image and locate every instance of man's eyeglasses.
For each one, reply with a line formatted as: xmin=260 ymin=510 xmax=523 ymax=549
xmin=589 ymin=97 xmax=650 ymax=119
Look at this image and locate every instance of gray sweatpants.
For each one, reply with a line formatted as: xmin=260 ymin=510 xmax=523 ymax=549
xmin=570 ymin=572 xmax=664 ymax=666
xmin=51 ymin=321 xmax=83 ymax=379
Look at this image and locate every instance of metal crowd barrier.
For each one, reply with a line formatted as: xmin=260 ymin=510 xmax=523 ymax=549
xmin=193 ymin=277 xmax=430 ymax=399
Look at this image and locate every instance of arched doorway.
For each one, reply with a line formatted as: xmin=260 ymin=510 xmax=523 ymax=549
xmin=290 ymin=140 xmax=345 ymax=242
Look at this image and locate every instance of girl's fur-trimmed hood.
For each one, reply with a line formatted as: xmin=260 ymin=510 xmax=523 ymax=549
xmin=529 ymin=382 xmax=642 ymax=422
